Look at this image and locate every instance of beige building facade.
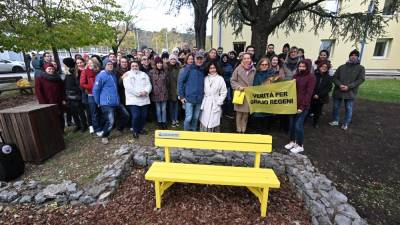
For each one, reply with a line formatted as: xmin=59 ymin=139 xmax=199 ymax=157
xmin=211 ymin=0 xmax=399 ymax=75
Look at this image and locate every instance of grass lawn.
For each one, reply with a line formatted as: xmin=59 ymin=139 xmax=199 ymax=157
xmin=358 ymin=79 xmax=400 ymax=103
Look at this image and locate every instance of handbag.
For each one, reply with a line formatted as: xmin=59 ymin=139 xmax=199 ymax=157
xmin=232 ymin=90 xmax=245 ymax=105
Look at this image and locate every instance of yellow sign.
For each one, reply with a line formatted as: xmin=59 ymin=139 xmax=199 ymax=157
xmin=244 ymin=80 xmax=297 ymax=114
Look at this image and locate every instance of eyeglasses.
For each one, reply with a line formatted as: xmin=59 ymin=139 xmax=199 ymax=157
xmin=260 ymin=63 xmax=269 ymax=66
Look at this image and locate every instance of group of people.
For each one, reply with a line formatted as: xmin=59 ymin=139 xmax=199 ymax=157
xmin=33 ymin=42 xmax=365 ymax=153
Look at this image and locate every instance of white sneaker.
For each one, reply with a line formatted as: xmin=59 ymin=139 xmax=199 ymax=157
xmin=101 ymin=137 xmax=109 ymax=145
xmin=96 ymin=131 xmax=103 ymax=137
xmin=290 ymin=145 xmax=304 ymax=154
xmin=89 ymin=126 xmax=94 ymax=134
xmin=284 ymin=142 xmax=297 ymax=150
xmin=329 ymin=121 xmax=339 ymax=126
xmin=341 ymin=124 xmax=348 ymax=130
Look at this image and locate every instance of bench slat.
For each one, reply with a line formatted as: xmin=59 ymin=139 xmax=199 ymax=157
xmin=156 ymin=139 xmax=272 ymax=152
xmin=145 ymin=162 xmax=280 ymax=188
xmin=156 ymin=130 xmax=272 ymax=143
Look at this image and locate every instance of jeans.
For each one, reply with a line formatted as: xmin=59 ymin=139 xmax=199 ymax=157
xmin=100 ymin=106 xmax=116 ymax=138
xmin=128 ymin=105 xmax=148 ymax=133
xmin=169 ymin=101 xmax=179 ymax=123
xmin=88 ymin=96 xmax=101 ymax=132
xmin=289 ymin=109 xmax=309 ymax=146
xmin=184 ymin=102 xmax=201 ymax=131
xmin=332 ymin=97 xmax=354 ymax=125
xmin=155 ymin=101 xmax=167 ymax=123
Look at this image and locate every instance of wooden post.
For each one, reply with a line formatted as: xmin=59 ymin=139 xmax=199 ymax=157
xmin=165 ymin=147 xmax=171 ymax=163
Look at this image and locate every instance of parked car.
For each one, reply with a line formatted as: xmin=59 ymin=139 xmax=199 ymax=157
xmin=0 ymin=59 xmax=26 ymax=73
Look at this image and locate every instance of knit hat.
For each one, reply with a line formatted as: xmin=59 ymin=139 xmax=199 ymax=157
xmin=62 ymin=58 xmax=75 ymax=68
xmin=154 ymin=56 xmax=163 ymax=64
xmin=195 ymin=52 xmax=204 ymax=58
xmin=349 ymin=49 xmax=360 ymax=58
xmin=169 ymin=54 xmax=178 ymax=61
xmin=161 ymin=52 xmax=169 ymax=60
xmin=43 ymin=63 xmax=55 ymax=70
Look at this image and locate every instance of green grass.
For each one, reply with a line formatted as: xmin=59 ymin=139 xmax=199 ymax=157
xmin=358 ymin=79 xmax=400 ymax=103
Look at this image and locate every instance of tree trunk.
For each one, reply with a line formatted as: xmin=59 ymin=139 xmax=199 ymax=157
xmin=51 ymin=46 xmax=61 ymax=74
xmin=68 ymin=48 xmax=72 ymax=58
xmin=112 ymin=45 xmax=118 ymax=55
xmin=193 ymin=0 xmax=209 ymax=49
xmin=250 ymin=23 xmax=271 ymax=60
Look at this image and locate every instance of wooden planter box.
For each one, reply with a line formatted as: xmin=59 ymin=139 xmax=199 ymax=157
xmin=0 ymin=104 xmax=65 ymax=163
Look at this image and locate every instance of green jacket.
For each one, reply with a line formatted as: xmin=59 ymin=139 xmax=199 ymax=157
xmin=332 ymin=62 xmax=365 ymax=99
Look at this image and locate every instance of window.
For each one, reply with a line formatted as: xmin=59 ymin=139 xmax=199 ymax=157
xmin=233 ymin=42 xmax=246 ymax=54
xmin=324 ymin=0 xmax=342 ymax=13
xmin=383 ymin=0 xmax=396 ymax=15
xmin=320 ymin=39 xmax=336 ymax=57
xmin=373 ymin=39 xmax=391 ymax=58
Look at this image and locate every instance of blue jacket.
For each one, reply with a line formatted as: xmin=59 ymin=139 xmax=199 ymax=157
xmin=221 ymin=63 xmax=233 ymax=86
xmin=93 ymin=70 xmax=120 ymax=106
xmin=178 ymin=64 xmax=205 ymax=104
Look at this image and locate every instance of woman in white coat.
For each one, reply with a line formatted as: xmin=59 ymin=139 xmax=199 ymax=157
xmin=123 ymin=61 xmax=152 ymax=139
xmin=200 ymin=61 xmax=227 ymax=132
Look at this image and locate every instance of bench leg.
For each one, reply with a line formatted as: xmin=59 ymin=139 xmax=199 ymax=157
xmin=260 ymin=187 xmax=270 ymax=217
xmin=155 ymin=181 xmax=162 ymax=208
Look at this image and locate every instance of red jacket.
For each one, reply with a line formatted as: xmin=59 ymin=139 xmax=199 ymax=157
xmin=80 ymin=68 xmax=96 ymax=94
xmin=35 ymin=75 xmax=65 ymax=112
xmin=293 ymin=59 xmax=316 ymax=111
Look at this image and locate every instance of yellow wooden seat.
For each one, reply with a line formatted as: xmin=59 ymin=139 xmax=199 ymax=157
xmin=145 ymin=130 xmax=280 ymax=217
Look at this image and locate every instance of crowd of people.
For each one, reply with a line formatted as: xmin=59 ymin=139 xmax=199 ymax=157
xmin=32 ymin=42 xmax=365 ymax=153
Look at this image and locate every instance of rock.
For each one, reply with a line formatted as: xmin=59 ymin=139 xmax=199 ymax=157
xmin=114 ymin=145 xmax=130 ymax=156
xmin=209 ymin=154 xmax=226 ymax=163
xmin=27 ymin=180 xmax=38 ymax=190
xmin=311 ymin=216 xmax=318 ymax=225
xmin=86 ymin=183 xmax=108 ymax=198
xmin=98 ymin=191 xmax=111 ymax=201
xmin=334 ymin=214 xmax=352 ymax=225
xmin=305 ymin=189 xmax=320 ymax=200
xmin=42 ymin=183 xmax=69 ymax=198
xmin=309 ymin=201 xmax=327 ymax=216
xmin=303 ymin=182 xmax=314 ymax=190
xmin=66 ymin=183 xmax=77 ymax=193
xmin=19 ymin=195 xmax=32 ymax=203
xmin=317 ymin=215 xmax=333 ymax=225
xmin=133 ymin=153 xmax=147 ymax=166
xmin=78 ymin=195 xmax=95 ymax=204
xmin=352 ymin=218 xmax=368 ymax=225
xmin=55 ymin=195 xmax=68 ymax=204
xmin=69 ymin=191 xmax=83 ymax=201
xmin=336 ymin=204 xmax=361 ymax=219
xmin=103 ymin=169 xmax=116 ymax=178
xmin=329 ymin=189 xmax=348 ymax=206
xmin=0 ymin=190 xmax=18 ymax=202
xmin=13 ymin=181 xmax=24 ymax=188
xmin=34 ymin=192 xmax=47 ymax=204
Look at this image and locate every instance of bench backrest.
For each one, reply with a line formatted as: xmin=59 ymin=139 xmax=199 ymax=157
xmin=154 ymin=130 xmax=272 ymax=168
xmin=0 ymin=76 xmax=23 ymax=84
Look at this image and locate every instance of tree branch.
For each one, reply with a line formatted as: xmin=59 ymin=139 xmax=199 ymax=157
xmin=237 ymin=0 xmax=256 ymax=23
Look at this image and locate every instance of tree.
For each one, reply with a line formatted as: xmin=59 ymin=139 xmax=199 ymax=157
xmin=169 ymin=0 xmax=222 ymax=49
xmin=214 ymin=0 xmax=400 ymax=58
xmin=0 ymin=0 xmax=123 ymax=71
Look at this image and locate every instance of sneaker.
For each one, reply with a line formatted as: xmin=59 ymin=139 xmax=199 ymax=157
xmin=329 ymin=121 xmax=339 ymax=126
xmin=96 ymin=131 xmax=103 ymax=137
xmin=133 ymin=133 xmax=139 ymax=139
xmin=284 ymin=142 xmax=297 ymax=150
xmin=290 ymin=145 xmax=304 ymax=154
xmin=101 ymin=137 xmax=109 ymax=145
xmin=341 ymin=124 xmax=348 ymax=130
xmin=171 ymin=122 xmax=177 ymax=128
xmin=175 ymin=121 xmax=180 ymax=126
xmin=89 ymin=126 xmax=94 ymax=134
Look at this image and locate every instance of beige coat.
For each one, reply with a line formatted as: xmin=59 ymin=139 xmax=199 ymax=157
xmin=230 ymin=65 xmax=256 ymax=113
xmin=200 ymin=74 xmax=227 ymax=128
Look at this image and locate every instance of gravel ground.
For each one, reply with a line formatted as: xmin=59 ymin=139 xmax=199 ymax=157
xmin=1 ymin=169 xmax=311 ymax=225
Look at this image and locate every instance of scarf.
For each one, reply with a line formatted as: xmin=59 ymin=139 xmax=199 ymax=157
xmin=285 ymin=56 xmax=299 ymax=71
xmin=41 ymin=71 xmax=62 ymax=82
xmin=346 ymin=58 xmax=360 ymax=65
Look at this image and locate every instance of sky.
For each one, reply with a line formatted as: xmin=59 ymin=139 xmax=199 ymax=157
xmin=118 ymin=0 xmax=212 ymax=34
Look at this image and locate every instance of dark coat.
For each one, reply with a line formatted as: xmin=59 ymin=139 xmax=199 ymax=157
xmin=165 ymin=63 xmax=180 ymax=101
xmin=35 ymin=73 xmax=65 ymax=112
xmin=293 ymin=60 xmax=316 ymax=111
xmin=333 ymin=62 xmax=365 ymax=99
xmin=64 ymin=69 xmax=82 ymax=101
xmin=149 ymin=68 xmax=169 ymax=102
xmin=312 ymin=70 xmax=333 ymax=104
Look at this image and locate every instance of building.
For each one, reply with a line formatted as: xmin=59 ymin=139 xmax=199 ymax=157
xmin=211 ymin=0 xmax=400 ymax=75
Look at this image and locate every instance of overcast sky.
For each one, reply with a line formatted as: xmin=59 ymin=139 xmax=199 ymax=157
xmin=118 ymin=0 xmax=212 ymax=34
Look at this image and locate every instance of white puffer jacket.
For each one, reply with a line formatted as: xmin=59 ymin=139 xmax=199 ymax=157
xmin=123 ymin=70 xmax=152 ymax=106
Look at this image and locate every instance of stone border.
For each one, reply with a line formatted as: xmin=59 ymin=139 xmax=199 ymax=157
xmin=0 ymin=144 xmax=368 ymax=225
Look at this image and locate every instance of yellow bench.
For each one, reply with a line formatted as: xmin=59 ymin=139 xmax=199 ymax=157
xmin=145 ymin=130 xmax=280 ymax=217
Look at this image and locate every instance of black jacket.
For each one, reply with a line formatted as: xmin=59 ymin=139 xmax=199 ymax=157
xmin=312 ymin=70 xmax=333 ymax=104
xmin=64 ymin=69 xmax=82 ymax=101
